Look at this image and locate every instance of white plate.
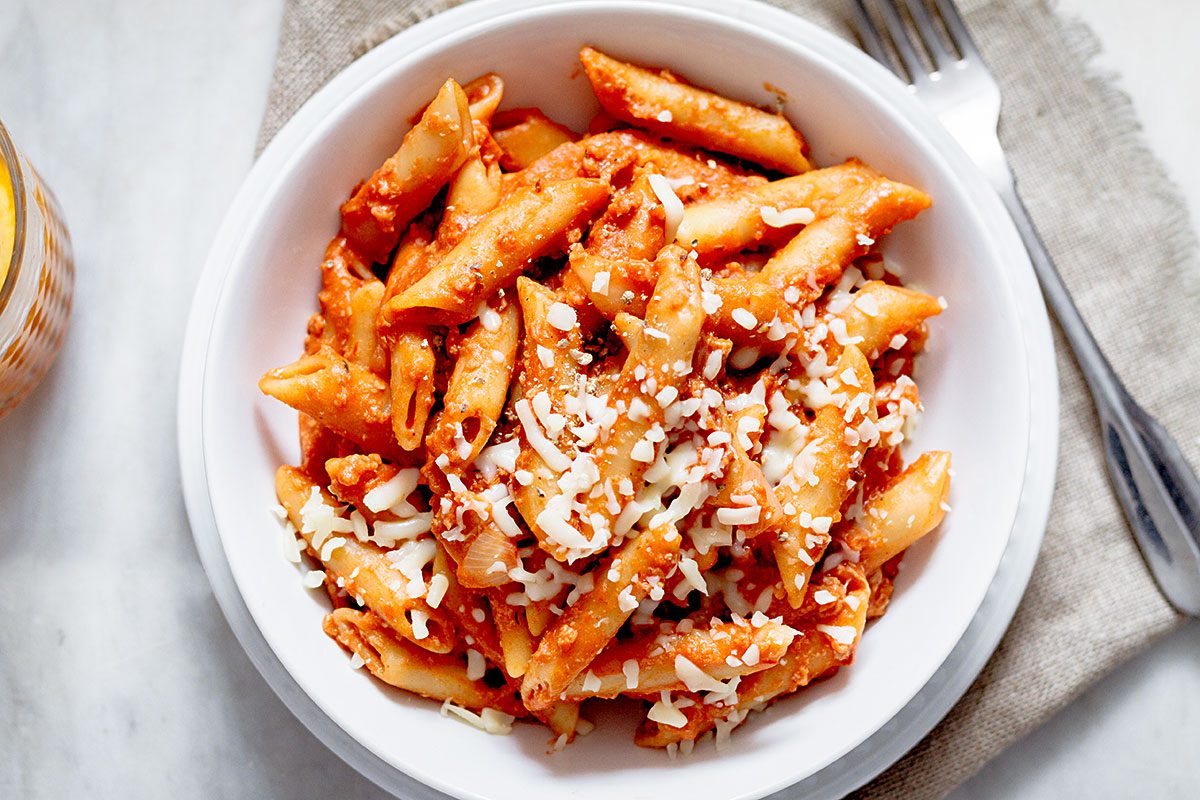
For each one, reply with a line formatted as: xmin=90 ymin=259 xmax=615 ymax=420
xmin=178 ymin=1 xmax=1058 ymax=798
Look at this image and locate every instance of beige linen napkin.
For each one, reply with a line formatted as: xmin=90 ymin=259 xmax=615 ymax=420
xmin=257 ymin=0 xmax=1199 ymax=796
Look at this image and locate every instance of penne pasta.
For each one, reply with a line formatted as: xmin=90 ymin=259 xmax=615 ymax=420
xmin=277 ymin=467 xmax=454 ymax=653
xmin=388 ymin=331 xmax=438 ymax=452
xmin=585 ymin=169 xmax=666 ymax=260
xmin=493 ymin=107 xmax=578 ymax=171
xmin=834 ymin=280 xmax=945 ymax=359
xmin=534 ymin=702 xmax=584 ymax=748
xmin=381 ymin=178 xmax=609 ymax=326
xmin=489 ymin=590 xmax=536 ymax=679
xmin=510 ymin=277 xmax=589 ymax=563
xmin=436 ymin=151 xmax=503 ymax=250
xmin=635 ymin=564 xmax=869 ymax=747
xmin=346 ymin=280 xmax=388 ymax=376
xmin=708 ymin=426 xmax=785 ymax=540
xmin=260 ymin=348 xmax=407 ymax=461
xmin=584 ymin=246 xmax=704 ymax=537
xmin=579 ymin=46 xmax=813 ymax=173
xmin=463 ymin=72 xmax=504 ymax=126
xmin=581 ymin=130 xmax=765 ymax=203
xmin=675 ymin=160 xmax=880 ymax=256
xmin=706 ymin=275 xmax=800 ymax=351
xmin=521 ymin=523 xmax=682 ymax=711
xmin=431 ymin=544 xmax=507 ymax=669
xmin=324 ymin=608 xmax=523 ymax=715
xmin=757 ymin=179 xmax=932 ymax=299
xmin=427 ymin=298 xmax=520 ymax=466
xmin=561 ymin=618 xmax=796 ymax=701
xmin=501 ymin=140 xmax=587 ymax=194
xmin=842 ymin=450 xmax=952 ymax=573
xmin=382 ymin=220 xmax=435 ymax=306
xmin=378 ymin=223 xmax=441 ymax=454
xmin=340 ymin=78 xmax=474 ymax=262
xmin=567 ymin=249 xmax=658 ymax=321
xmin=772 ymin=346 xmax=876 ymax=607
xmin=316 ymin=236 xmax=374 ymax=354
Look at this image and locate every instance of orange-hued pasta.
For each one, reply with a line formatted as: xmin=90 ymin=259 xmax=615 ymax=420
xmin=381 ymin=178 xmax=609 ymax=326
xmin=492 ymin=108 xmax=577 ymax=171
xmin=675 ymin=160 xmax=880 ymax=256
xmin=772 ymin=347 xmax=876 ymax=607
xmin=757 ymin=179 xmax=932 ymax=299
xmin=325 ymin=608 xmax=523 ymax=715
xmin=258 ymin=48 xmax=951 ymax=752
xmin=277 ymin=467 xmax=453 ymax=653
xmin=260 ymin=349 xmax=407 ymax=462
xmin=426 ymin=297 xmax=520 ymax=467
xmin=579 ymin=47 xmax=813 ymax=174
xmin=340 ymin=79 xmax=474 ymax=262
xmin=560 ymin=617 xmax=797 ymax=702
xmin=521 ymin=522 xmax=682 ymax=711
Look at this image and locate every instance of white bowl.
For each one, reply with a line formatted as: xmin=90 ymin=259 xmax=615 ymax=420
xmin=178 ymin=1 xmax=1058 ymax=798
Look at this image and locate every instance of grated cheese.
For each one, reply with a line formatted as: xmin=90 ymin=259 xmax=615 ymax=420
xmin=649 ymin=173 xmax=685 ymax=242
xmin=647 ymin=692 xmax=689 ymax=728
xmin=732 ymin=308 xmax=758 ymax=330
xmin=410 ymin=609 xmax=431 ymax=640
xmin=515 ymin=398 xmax=571 ymax=472
xmin=742 ymin=643 xmax=761 ymax=666
xmin=813 ymin=589 xmax=837 ymax=605
xmin=716 ymin=505 xmax=761 ymax=526
xmin=363 ymin=469 xmax=420 ymax=514
xmin=440 ymin=700 xmax=515 ymax=735
xmin=426 ymin=573 xmax=449 ymax=609
xmin=547 ymin=302 xmax=578 ymax=331
xmin=817 ymin=624 xmax=858 ymax=646
xmin=623 ymin=659 xmax=641 ymax=690
xmin=760 ymin=205 xmax=816 ymax=228
xmin=466 ymin=648 xmax=486 ymax=681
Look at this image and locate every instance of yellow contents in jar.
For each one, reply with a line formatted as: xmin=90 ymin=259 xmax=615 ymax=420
xmin=0 ymin=158 xmax=14 ymax=289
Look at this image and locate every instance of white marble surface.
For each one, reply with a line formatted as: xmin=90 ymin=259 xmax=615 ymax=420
xmin=0 ymin=1 xmax=1196 ymax=797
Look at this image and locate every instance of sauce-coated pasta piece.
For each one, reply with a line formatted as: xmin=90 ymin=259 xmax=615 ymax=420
xmin=340 ymin=78 xmax=474 ymax=262
xmin=580 ymin=46 xmax=813 ymax=174
xmin=521 ymin=523 xmax=682 ymax=711
xmin=382 ymin=178 xmax=609 ymax=326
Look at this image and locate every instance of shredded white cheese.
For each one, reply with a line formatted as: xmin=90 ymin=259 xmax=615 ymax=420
xmin=760 ymin=205 xmax=815 ymax=228
xmin=649 ymin=173 xmax=685 ymax=242
xmin=440 ymin=700 xmax=515 ymax=735
xmin=547 ymin=302 xmax=578 ymax=331
xmin=817 ymin=624 xmax=858 ymax=646
xmin=591 ymin=271 xmax=611 ymax=295
xmin=623 ymin=659 xmax=641 ymax=690
xmin=363 ymin=469 xmax=420 ymax=514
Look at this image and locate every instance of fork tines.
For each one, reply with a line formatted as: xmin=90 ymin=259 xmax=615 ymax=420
xmin=852 ymin=0 xmax=981 ymax=84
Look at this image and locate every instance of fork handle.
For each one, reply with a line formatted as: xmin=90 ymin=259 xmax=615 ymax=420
xmin=997 ymin=181 xmax=1200 ymax=615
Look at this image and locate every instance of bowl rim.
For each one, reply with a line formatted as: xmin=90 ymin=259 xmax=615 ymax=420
xmin=178 ymin=1 xmax=1059 ymax=798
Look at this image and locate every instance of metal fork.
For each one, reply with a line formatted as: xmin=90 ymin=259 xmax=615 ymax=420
xmin=853 ymin=0 xmax=1200 ymax=615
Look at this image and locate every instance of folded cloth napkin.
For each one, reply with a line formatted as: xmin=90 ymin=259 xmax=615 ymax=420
xmin=257 ymin=1 xmax=1198 ymax=796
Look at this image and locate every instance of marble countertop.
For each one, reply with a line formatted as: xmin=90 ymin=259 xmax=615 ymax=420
xmin=1 ymin=1 xmax=1196 ymax=797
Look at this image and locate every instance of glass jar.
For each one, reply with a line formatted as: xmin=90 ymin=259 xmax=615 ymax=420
xmin=0 ymin=120 xmax=74 ymax=418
